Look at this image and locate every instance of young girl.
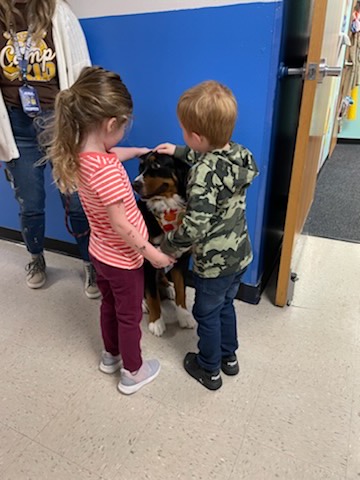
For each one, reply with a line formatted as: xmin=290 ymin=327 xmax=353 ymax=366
xmin=50 ymin=66 xmax=174 ymax=394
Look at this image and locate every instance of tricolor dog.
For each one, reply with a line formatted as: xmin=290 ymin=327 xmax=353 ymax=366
xmin=133 ymin=151 xmax=196 ymax=336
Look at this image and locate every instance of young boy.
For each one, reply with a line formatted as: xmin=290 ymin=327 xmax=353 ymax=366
xmin=156 ymin=80 xmax=258 ymax=391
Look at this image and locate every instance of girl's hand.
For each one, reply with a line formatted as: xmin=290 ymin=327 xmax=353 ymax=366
xmin=136 ymin=147 xmax=151 ymax=157
xmin=150 ymin=250 xmax=176 ymax=269
xmin=110 ymin=147 xmax=151 ymax=162
xmin=154 ymin=143 xmax=176 ymax=156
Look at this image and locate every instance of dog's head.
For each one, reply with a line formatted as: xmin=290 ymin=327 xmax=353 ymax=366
xmin=133 ymin=151 xmax=189 ymax=201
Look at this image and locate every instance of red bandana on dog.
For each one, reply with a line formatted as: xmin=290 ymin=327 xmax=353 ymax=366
xmin=154 ymin=207 xmax=185 ymax=232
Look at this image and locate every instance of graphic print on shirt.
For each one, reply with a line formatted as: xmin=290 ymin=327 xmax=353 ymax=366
xmin=0 ymin=30 xmax=56 ymax=82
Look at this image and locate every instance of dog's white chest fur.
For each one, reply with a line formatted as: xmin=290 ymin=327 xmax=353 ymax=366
xmin=146 ymin=195 xmax=186 ymax=233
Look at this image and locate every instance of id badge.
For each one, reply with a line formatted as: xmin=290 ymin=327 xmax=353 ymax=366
xmin=19 ymin=85 xmax=41 ymax=117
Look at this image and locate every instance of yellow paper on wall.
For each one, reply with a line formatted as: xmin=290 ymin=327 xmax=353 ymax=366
xmin=348 ymin=86 xmax=359 ymax=120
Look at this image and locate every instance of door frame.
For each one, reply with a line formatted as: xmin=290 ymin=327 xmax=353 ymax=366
xmin=275 ymin=0 xmax=329 ymax=306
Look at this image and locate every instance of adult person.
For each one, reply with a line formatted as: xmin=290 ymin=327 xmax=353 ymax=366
xmin=0 ymin=0 xmax=100 ymax=298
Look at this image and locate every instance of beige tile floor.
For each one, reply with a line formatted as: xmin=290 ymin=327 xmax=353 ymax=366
xmin=0 ymin=235 xmax=359 ymax=480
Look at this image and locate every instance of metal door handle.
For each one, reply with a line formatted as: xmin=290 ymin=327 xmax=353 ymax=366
xmin=279 ymin=59 xmax=342 ymax=82
xmin=318 ymin=59 xmax=342 ymax=83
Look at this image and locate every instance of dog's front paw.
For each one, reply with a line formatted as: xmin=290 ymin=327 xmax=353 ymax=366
xmin=176 ymin=306 xmax=196 ymax=329
xmin=148 ymin=316 xmax=166 ymax=336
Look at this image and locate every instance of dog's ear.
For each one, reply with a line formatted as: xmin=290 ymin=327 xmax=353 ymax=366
xmin=139 ymin=151 xmax=153 ymax=161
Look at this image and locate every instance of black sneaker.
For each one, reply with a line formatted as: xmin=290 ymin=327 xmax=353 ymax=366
xmin=221 ymin=355 xmax=239 ymax=376
xmin=183 ymin=352 xmax=222 ymax=391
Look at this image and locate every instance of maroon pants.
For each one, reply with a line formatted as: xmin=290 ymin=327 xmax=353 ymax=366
xmin=90 ymin=255 xmax=144 ymax=372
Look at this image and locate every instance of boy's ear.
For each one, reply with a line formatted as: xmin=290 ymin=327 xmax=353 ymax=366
xmin=191 ymin=132 xmax=202 ymax=144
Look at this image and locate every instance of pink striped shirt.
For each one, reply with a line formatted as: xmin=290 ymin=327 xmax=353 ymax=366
xmin=78 ymin=152 xmax=148 ymax=269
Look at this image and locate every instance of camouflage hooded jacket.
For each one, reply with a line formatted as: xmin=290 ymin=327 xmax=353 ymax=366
xmin=161 ymin=142 xmax=259 ymax=278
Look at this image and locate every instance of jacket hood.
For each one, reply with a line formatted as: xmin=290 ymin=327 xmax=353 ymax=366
xmin=211 ymin=141 xmax=259 ymax=193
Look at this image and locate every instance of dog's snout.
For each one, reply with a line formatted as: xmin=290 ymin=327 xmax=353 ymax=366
xmin=133 ymin=175 xmax=145 ymax=194
xmin=133 ymin=179 xmax=142 ymax=192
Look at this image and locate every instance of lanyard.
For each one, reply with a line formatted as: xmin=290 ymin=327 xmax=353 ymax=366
xmin=9 ymin=25 xmax=33 ymax=83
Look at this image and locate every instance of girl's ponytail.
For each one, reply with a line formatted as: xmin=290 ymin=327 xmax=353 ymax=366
xmin=50 ymin=89 xmax=82 ymax=194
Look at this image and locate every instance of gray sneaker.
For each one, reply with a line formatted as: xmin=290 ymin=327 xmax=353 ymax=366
xmin=99 ymin=351 xmax=122 ymax=374
xmin=118 ymin=359 xmax=161 ymax=395
xmin=84 ymin=262 xmax=101 ymax=299
xmin=26 ymin=254 xmax=46 ymax=289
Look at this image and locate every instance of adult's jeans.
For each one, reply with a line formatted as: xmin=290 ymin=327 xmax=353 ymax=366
xmin=192 ymin=270 xmax=244 ymax=372
xmin=4 ymin=107 xmax=90 ymax=261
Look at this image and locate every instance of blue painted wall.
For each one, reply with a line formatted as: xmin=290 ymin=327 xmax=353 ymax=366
xmin=0 ymin=2 xmax=283 ymax=289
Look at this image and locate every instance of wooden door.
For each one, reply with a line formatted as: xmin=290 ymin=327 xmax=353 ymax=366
xmin=275 ymin=0 xmax=346 ymax=306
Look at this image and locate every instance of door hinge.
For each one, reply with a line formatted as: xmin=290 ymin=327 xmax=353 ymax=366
xmin=286 ymin=272 xmax=299 ymax=306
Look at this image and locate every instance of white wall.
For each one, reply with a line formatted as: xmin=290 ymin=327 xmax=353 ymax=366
xmin=68 ymin=0 xmax=280 ymax=19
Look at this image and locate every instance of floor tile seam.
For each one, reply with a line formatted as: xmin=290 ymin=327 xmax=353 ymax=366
xmin=256 ymin=371 xmax=354 ymax=413
xmin=16 ymin=436 xmax=103 ymax=479
xmin=224 ymin=432 xmax=247 ymax=480
xmin=0 ymin=428 xmax=99 ymax=479
xmin=291 ymin=302 xmax=360 ymax=314
xmin=290 ymin=304 xmax=330 ymax=311
xmin=141 ymin=389 xmax=171 ymax=407
xmin=244 ymin=432 xmax=347 ymax=478
xmin=11 ymin=367 xmax=93 ymax=413
xmin=0 ymin=391 xmax=65 ymax=438
xmin=0 ymin=417 xmax=38 ymax=465
xmin=0 ymin=417 xmax=36 ymax=438
xmin=284 ymin=303 xmax=360 ymax=322
xmin=31 ymin=387 xmax=80 ymax=442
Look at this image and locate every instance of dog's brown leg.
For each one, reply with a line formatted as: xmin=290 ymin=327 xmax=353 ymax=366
xmin=146 ymin=290 xmax=166 ymax=336
xmin=158 ymin=271 xmax=175 ymax=301
xmin=146 ymin=291 xmax=162 ymax=324
xmin=171 ymin=268 xmax=186 ymax=309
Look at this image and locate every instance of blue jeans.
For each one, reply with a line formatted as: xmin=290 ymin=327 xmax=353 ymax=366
xmin=192 ymin=271 xmax=243 ymax=372
xmin=4 ymin=107 xmax=90 ymax=261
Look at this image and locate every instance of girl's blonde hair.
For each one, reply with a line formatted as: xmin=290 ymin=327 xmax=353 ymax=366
xmin=177 ymin=80 xmax=237 ymax=149
xmin=0 ymin=0 xmax=57 ymax=40
xmin=50 ymin=66 xmax=133 ymax=193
